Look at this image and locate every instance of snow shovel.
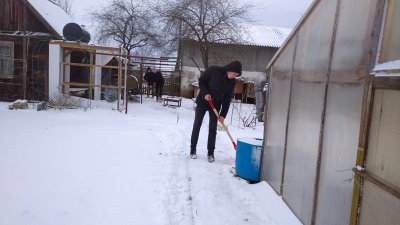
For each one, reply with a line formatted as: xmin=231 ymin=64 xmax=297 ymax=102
xmin=207 ymin=99 xmax=237 ymax=150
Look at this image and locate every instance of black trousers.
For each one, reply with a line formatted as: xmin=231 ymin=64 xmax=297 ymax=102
xmin=155 ymin=85 xmax=163 ymax=100
xmin=147 ymin=84 xmax=154 ymax=97
xmin=190 ymin=104 xmax=219 ymax=154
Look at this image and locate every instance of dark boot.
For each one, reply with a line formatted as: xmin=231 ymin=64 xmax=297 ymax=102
xmin=207 ymin=149 xmax=215 ymax=163
xmin=190 ymin=149 xmax=197 ymax=159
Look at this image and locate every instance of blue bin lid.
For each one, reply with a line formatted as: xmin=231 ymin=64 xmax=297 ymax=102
xmin=237 ymin=138 xmax=263 ymax=146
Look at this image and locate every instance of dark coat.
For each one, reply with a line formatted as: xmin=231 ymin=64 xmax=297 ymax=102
xmin=144 ymin=71 xmax=155 ymax=85
xmin=155 ymin=71 xmax=164 ymax=87
xmin=196 ymin=66 xmax=236 ymax=118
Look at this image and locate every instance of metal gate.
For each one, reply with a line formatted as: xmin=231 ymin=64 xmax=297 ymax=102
xmin=126 ymin=56 xmax=181 ymax=101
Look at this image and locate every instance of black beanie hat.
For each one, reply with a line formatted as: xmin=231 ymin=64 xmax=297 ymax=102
xmin=223 ymin=61 xmax=242 ymax=76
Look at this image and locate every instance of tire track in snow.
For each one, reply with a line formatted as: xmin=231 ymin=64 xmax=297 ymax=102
xmin=186 ymin=127 xmax=267 ymax=224
xmin=162 ymin=105 xmax=267 ymax=224
xmin=160 ymin=115 xmax=195 ymax=225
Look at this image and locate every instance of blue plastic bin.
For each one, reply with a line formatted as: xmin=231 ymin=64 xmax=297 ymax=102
xmin=235 ymin=138 xmax=263 ymax=182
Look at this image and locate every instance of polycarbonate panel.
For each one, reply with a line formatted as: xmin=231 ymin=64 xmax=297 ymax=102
xmin=330 ymin=0 xmax=378 ymax=83
xmin=315 ymin=1 xmax=377 ymax=224
xmin=283 ymin=80 xmax=326 ymax=225
xmin=380 ymin=0 xmax=400 ymax=63
xmin=282 ymin=1 xmax=338 ymax=224
xmin=366 ymin=89 xmax=400 ymax=188
xmin=263 ymin=39 xmax=297 ymax=194
xmin=263 ymin=75 xmax=291 ymax=193
xmin=292 ymin=1 xmax=338 ymax=82
xmin=359 ymin=180 xmax=400 ymax=225
xmin=315 ymin=83 xmax=364 ymax=225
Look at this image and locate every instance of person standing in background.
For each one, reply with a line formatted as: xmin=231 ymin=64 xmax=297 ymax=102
xmin=154 ymin=70 xmax=164 ymax=101
xmin=144 ymin=67 xmax=155 ymax=97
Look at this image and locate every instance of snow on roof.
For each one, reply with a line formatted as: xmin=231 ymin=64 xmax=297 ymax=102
xmin=27 ymin=0 xmax=74 ymax=37
xmin=373 ymin=60 xmax=400 ymax=72
xmin=372 ymin=60 xmax=400 ymax=77
xmin=244 ymin=25 xmax=292 ymax=48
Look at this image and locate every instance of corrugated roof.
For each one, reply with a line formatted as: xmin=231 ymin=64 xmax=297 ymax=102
xmin=244 ymin=25 xmax=292 ymax=48
xmin=26 ymin=0 xmax=74 ymax=37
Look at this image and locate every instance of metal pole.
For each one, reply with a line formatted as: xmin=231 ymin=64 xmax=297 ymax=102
xmin=124 ymin=53 xmax=128 ymax=114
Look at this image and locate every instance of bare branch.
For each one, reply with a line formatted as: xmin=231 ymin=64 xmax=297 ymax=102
xmin=50 ymin=0 xmax=74 ymax=15
xmin=90 ymin=0 xmax=158 ymax=55
xmin=154 ymin=0 xmax=254 ymax=69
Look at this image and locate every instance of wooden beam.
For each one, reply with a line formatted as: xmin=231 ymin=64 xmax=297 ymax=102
xmin=50 ymin=40 xmax=120 ymax=52
xmin=353 ymin=168 xmax=400 ymax=199
xmin=22 ymin=3 xmax=27 ymax=99
xmin=60 ymin=62 xmax=120 ymax=69
xmin=373 ymin=76 xmax=400 ymax=89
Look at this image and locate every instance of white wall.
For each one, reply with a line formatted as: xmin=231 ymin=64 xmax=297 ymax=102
xmin=48 ymin=43 xmax=61 ymax=100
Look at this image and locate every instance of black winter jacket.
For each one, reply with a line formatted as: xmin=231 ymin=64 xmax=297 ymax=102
xmin=196 ymin=66 xmax=236 ymax=118
xmin=144 ymin=71 xmax=155 ymax=85
xmin=155 ymin=71 xmax=164 ymax=87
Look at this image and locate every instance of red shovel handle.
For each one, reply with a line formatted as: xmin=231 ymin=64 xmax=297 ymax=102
xmin=207 ymin=98 xmax=216 ymax=109
xmin=207 ymin=98 xmax=237 ymax=150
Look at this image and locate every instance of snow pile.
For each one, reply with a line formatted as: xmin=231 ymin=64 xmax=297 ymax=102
xmin=373 ymin=59 xmax=400 ymax=71
xmin=8 ymin=99 xmax=29 ymax=110
xmin=373 ymin=60 xmax=400 ymax=77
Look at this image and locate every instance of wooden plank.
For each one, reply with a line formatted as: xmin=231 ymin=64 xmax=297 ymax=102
xmin=51 ymin=40 xmax=120 ymax=52
xmin=353 ymin=169 xmax=400 ymax=199
xmin=61 ymin=62 xmax=120 ymax=69
xmin=373 ymin=77 xmax=400 ymax=89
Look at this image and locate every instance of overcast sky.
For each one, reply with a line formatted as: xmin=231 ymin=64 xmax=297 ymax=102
xmin=71 ymin=0 xmax=314 ymax=29
xmin=248 ymin=0 xmax=314 ymax=28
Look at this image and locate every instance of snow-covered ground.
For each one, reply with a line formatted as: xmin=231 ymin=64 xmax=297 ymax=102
xmin=0 ymin=97 xmax=301 ymax=225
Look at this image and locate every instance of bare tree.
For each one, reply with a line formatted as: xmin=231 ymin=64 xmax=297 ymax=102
xmin=50 ymin=0 xmax=74 ymax=15
xmin=155 ymin=0 xmax=253 ymax=70
xmin=90 ymin=0 xmax=159 ymax=55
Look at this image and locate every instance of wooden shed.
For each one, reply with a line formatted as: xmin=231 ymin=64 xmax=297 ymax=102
xmin=0 ymin=0 xmax=73 ymax=101
xmin=261 ymin=0 xmax=400 ymax=225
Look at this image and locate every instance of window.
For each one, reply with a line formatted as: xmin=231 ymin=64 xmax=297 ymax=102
xmin=0 ymin=41 xmax=14 ymax=79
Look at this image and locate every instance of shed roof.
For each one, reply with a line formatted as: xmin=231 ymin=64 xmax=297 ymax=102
xmin=244 ymin=25 xmax=292 ymax=48
xmin=26 ymin=0 xmax=74 ymax=38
